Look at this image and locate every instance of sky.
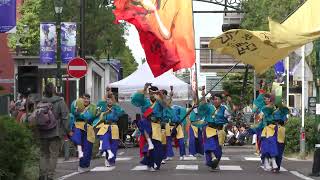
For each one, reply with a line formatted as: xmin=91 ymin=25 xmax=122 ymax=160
xmin=124 ymin=1 xmax=225 ymax=65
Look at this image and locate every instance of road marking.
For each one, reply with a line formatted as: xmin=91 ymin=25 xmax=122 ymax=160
xmin=260 ymin=166 xmax=288 ymax=172
xmin=244 ymin=157 xmax=261 ymax=161
xmin=116 ymin=157 xmax=132 ymax=161
xmin=57 ymin=172 xmax=79 ymax=180
xmin=131 ymin=165 xmax=149 ymax=171
xmin=176 ymin=165 xmax=198 ymax=170
xmin=219 ymin=165 xmax=242 ymax=171
xmin=183 ymin=156 xmax=197 ymax=160
xmin=118 ymin=151 xmax=125 ymax=156
xmin=221 ymin=157 xmax=230 ymax=161
xmin=91 ymin=166 xmax=115 ymax=172
xmin=290 ymin=171 xmax=314 ymax=180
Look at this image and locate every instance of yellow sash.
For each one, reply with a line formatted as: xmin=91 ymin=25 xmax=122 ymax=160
xmin=86 ymin=124 xmax=95 ymax=143
xmin=151 ymin=122 xmax=162 ymax=141
xmin=277 ymin=125 xmax=285 ymax=143
xmin=176 ymin=125 xmax=184 ymax=139
xmin=111 ymin=125 xmax=119 ymax=140
xmin=96 ymin=122 xmax=104 ymax=129
xmin=218 ymin=130 xmax=226 ymax=146
xmin=75 ymin=122 xmax=85 ymax=131
xmin=191 ymin=125 xmax=198 ymax=138
xmin=206 ymin=126 xmax=217 ymax=138
xmin=97 ymin=124 xmax=109 ymax=136
xmin=165 ymin=123 xmax=171 ymax=136
xmin=261 ymin=124 xmax=276 ymax=138
xmin=161 ymin=130 xmax=167 ymax=144
xmin=96 ymin=124 xmax=119 ymax=140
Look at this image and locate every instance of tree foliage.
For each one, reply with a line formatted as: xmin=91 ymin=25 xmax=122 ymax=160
xmin=8 ymin=0 xmax=137 ymax=77
xmin=222 ymin=73 xmax=253 ymax=105
xmin=241 ymin=0 xmax=302 ymax=31
xmin=240 ymin=0 xmax=303 ymax=90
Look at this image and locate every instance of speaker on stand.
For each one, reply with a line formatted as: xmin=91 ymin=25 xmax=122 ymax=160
xmin=17 ymin=66 xmax=39 ymax=96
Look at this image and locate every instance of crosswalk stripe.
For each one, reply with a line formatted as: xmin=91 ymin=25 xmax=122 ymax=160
xmin=260 ymin=166 xmax=288 ymax=172
xmin=116 ymin=157 xmax=132 ymax=161
xmin=183 ymin=156 xmax=197 ymax=160
xmin=221 ymin=157 xmax=230 ymax=161
xmin=131 ymin=165 xmax=149 ymax=171
xmin=176 ymin=165 xmax=198 ymax=170
xmin=118 ymin=152 xmax=125 ymax=156
xmin=244 ymin=157 xmax=261 ymax=161
xmin=219 ymin=165 xmax=242 ymax=171
xmin=91 ymin=166 xmax=115 ymax=172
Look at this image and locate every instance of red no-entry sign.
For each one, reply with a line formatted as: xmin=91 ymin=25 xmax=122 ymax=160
xmin=67 ymin=58 xmax=88 ymax=78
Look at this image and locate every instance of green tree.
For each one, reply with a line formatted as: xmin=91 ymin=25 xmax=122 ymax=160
xmin=8 ymin=0 xmax=137 ymax=77
xmin=241 ymin=0 xmax=302 ymax=31
xmin=222 ymin=73 xmax=253 ymax=105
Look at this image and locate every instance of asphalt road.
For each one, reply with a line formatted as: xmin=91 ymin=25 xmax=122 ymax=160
xmin=55 ymin=146 xmax=318 ymax=180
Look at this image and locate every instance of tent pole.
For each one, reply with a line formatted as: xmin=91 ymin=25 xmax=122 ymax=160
xmin=180 ymin=61 xmax=241 ymax=122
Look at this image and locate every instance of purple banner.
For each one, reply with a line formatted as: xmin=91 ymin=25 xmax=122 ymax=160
xmin=40 ymin=22 xmax=56 ymax=64
xmin=0 ymin=0 xmax=16 ymax=33
xmin=61 ymin=22 xmax=77 ymax=63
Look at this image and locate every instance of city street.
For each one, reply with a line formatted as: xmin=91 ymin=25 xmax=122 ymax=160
xmin=55 ymin=146 xmax=317 ymax=180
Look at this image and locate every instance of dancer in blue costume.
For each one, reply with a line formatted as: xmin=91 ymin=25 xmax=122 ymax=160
xmin=200 ymin=92 xmax=231 ymax=170
xmin=131 ymin=83 xmax=165 ymax=171
xmin=273 ymin=105 xmax=289 ymax=172
xmin=171 ymin=105 xmax=187 ymax=160
xmin=188 ymin=106 xmax=205 ymax=157
xmin=259 ymin=93 xmax=279 ymax=171
xmin=69 ymin=94 xmax=97 ymax=173
xmin=250 ymin=90 xmax=266 ymax=154
xmin=95 ymin=89 xmax=124 ymax=167
xmin=161 ymin=88 xmax=175 ymax=162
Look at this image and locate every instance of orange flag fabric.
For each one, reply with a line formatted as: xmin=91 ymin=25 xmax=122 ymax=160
xmin=113 ymin=0 xmax=195 ymax=77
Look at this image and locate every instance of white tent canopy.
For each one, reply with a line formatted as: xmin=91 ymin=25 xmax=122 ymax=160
xmin=109 ymin=63 xmax=190 ymax=100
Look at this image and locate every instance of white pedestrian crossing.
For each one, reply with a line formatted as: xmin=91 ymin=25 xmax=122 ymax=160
xmin=183 ymin=156 xmax=197 ymax=160
xmin=221 ymin=157 xmax=230 ymax=161
xmin=244 ymin=157 xmax=261 ymax=161
xmin=176 ymin=165 xmax=198 ymax=170
xmin=116 ymin=157 xmax=132 ymax=161
xmin=260 ymin=166 xmax=288 ymax=172
xmin=131 ymin=165 xmax=149 ymax=171
xmin=91 ymin=166 xmax=115 ymax=172
xmin=219 ymin=165 xmax=243 ymax=171
xmin=182 ymin=156 xmax=230 ymax=161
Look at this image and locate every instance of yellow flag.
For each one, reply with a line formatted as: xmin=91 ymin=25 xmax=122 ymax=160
xmin=209 ymin=29 xmax=297 ymax=74
xmin=209 ymin=0 xmax=320 ymax=73
xmin=270 ymin=0 xmax=320 ymax=48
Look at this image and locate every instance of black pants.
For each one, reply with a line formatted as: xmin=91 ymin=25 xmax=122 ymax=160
xmin=312 ymin=148 xmax=320 ymax=174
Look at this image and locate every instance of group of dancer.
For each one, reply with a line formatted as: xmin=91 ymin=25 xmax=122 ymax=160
xmin=67 ymin=83 xmax=289 ymax=173
xmin=69 ymin=89 xmax=125 ymax=172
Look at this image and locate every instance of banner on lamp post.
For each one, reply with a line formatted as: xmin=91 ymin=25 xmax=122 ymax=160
xmin=0 ymin=0 xmax=16 ymax=33
xmin=61 ymin=22 xmax=77 ymax=63
xmin=40 ymin=22 xmax=56 ymax=64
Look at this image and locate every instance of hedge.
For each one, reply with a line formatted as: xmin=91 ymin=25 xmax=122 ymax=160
xmin=0 ymin=116 xmax=38 ymax=180
xmin=285 ymin=115 xmax=320 ymax=154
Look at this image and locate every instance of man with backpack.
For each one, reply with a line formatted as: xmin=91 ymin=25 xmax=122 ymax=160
xmin=32 ymin=83 xmax=70 ymax=180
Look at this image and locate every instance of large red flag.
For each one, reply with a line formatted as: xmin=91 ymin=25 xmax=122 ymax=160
xmin=113 ymin=0 xmax=195 ymax=77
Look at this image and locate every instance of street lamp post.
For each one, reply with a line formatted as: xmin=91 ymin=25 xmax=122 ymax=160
xmin=54 ymin=0 xmax=64 ymax=93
